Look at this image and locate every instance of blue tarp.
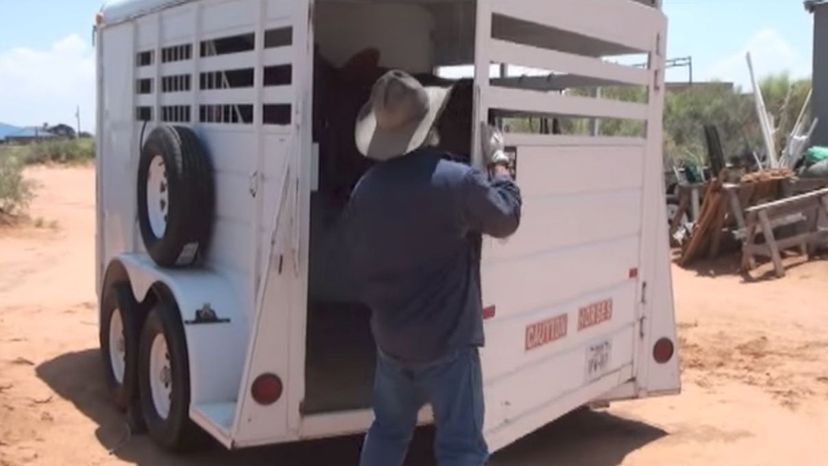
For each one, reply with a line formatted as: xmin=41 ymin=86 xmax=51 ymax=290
xmin=0 ymin=124 xmax=57 ymax=142
xmin=0 ymin=123 xmax=21 ymax=142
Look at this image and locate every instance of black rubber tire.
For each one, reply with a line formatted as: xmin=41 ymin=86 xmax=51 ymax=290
xmin=137 ymin=125 xmax=214 ymax=267
xmin=99 ymin=281 xmax=143 ymax=411
xmin=138 ymin=303 xmax=205 ymax=451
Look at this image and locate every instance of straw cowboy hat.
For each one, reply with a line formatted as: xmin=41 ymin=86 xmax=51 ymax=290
xmin=355 ymin=70 xmax=452 ymax=161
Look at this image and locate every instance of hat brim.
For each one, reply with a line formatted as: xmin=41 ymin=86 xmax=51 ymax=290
xmin=355 ymin=86 xmax=452 ymax=161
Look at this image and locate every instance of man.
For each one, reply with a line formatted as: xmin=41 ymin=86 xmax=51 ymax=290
xmin=344 ymin=70 xmax=522 ymax=466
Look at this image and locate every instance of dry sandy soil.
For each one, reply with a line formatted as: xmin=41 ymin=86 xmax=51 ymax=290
xmin=1 ymin=166 xmax=827 ymax=466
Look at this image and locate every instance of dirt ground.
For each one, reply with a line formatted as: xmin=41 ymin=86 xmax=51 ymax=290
xmin=1 ymin=166 xmax=827 ymax=466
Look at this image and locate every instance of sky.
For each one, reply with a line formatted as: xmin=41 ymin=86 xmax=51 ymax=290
xmin=0 ymin=0 xmax=817 ymax=132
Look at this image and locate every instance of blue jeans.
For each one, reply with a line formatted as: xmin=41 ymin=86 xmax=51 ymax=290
xmin=359 ymin=347 xmax=489 ymax=466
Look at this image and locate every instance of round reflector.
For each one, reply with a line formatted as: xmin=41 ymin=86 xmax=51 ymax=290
xmin=653 ymin=338 xmax=675 ymax=364
xmin=251 ymin=373 xmax=283 ymax=406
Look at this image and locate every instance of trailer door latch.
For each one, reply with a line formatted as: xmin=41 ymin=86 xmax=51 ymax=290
xmin=185 ymin=303 xmax=231 ymax=325
xmin=249 ymin=171 xmax=260 ymax=198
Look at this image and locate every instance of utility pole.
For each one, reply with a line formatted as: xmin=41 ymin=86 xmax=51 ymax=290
xmin=75 ymin=106 xmax=81 ymax=138
xmin=631 ymin=56 xmax=693 ymax=85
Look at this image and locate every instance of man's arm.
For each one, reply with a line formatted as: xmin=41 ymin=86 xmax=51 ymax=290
xmin=462 ymin=166 xmax=522 ymax=238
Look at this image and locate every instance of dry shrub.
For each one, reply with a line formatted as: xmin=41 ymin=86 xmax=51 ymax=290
xmin=0 ymin=156 xmax=33 ymax=217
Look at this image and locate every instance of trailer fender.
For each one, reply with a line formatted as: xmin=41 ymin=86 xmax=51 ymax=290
xmin=107 ymin=254 xmax=249 ymax=408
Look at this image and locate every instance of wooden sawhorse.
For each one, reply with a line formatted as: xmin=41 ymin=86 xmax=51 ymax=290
xmin=742 ymin=187 xmax=828 ymax=278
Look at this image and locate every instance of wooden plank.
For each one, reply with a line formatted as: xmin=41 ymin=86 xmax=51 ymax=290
xmin=747 ymin=198 xmax=824 ymax=220
xmin=805 ymin=206 xmax=821 ymax=257
xmin=707 ymin=197 xmax=729 ymax=259
xmin=670 ymin=192 xmax=690 ymax=236
xmin=488 ymin=39 xmax=650 ymax=86
xmin=758 ymin=210 xmax=785 ymax=278
xmin=680 ymin=182 xmax=721 ymax=265
xmin=488 ymin=86 xmax=650 ymax=121
xmin=742 ymin=220 xmax=758 ymax=271
xmin=820 ymin=195 xmax=828 ymax=219
xmin=691 ymin=186 xmax=702 ymax=221
xmin=745 ymin=187 xmax=828 ymax=215
xmin=788 ymin=177 xmax=828 ymax=194
xmin=746 ymin=232 xmax=828 ymax=256
xmin=723 ymin=184 xmax=747 ymax=231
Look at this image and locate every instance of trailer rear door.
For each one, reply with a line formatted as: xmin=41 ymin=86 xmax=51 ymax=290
xmin=472 ymin=0 xmax=670 ymax=451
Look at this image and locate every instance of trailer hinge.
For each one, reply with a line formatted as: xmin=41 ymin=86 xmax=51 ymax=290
xmin=655 ymin=33 xmax=662 ymax=57
xmin=641 ymin=281 xmax=648 ymax=305
xmin=638 ymin=281 xmax=647 ymax=339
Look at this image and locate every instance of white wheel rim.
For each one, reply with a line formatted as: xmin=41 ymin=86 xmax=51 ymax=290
xmin=108 ymin=310 xmax=126 ymax=384
xmin=146 ymin=156 xmax=169 ymax=239
xmin=149 ymin=333 xmax=173 ymax=420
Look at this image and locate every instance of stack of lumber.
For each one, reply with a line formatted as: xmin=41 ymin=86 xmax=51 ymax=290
xmin=679 ymin=169 xmax=794 ymax=265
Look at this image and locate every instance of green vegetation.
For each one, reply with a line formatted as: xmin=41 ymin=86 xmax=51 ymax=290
xmin=502 ymin=73 xmax=812 ymax=171
xmin=0 ymin=138 xmax=96 ymax=165
xmin=0 ymin=137 xmax=94 ymax=219
xmin=0 ymin=155 xmax=33 ymax=217
xmin=664 ymin=74 xmax=811 ymax=169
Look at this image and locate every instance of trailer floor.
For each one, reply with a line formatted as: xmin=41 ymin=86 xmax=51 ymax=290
xmin=303 ymin=303 xmax=375 ymax=414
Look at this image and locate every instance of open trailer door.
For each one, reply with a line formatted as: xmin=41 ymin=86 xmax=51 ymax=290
xmin=472 ymin=0 xmax=677 ymax=451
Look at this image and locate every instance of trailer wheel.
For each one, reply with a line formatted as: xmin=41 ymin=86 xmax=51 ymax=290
xmin=100 ymin=281 xmax=143 ymax=410
xmin=137 ymin=125 xmax=214 ymax=267
xmin=138 ymin=303 xmax=204 ymax=451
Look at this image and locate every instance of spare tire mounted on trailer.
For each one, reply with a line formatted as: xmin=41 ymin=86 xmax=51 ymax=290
xmin=137 ymin=125 xmax=214 ymax=267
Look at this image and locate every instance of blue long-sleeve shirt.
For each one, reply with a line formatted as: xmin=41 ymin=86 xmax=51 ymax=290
xmin=342 ymin=149 xmax=522 ymax=364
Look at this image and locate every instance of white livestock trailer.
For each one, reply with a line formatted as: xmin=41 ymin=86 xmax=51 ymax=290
xmin=95 ymin=0 xmax=679 ymax=453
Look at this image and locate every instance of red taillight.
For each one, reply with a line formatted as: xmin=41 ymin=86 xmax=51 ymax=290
xmin=653 ymin=338 xmax=675 ymax=364
xmin=95 ymin=12 xmax=105 ymax=26
xmin=251 ymin=374 xmax=283 ymax=405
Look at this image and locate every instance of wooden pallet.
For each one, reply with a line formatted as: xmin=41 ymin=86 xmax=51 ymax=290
xmin=679 ymin=169 xmax=793 ymax=265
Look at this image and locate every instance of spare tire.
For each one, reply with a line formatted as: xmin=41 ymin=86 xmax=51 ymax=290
xmin=138 ymin=126 xmax=214 ymax=267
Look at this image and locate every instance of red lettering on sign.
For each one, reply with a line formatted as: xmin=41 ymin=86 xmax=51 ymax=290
xmin=577 ymin=299 xmax=614 ymax=331
xmin=525 ymin=314 xmax=568 ymax=351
